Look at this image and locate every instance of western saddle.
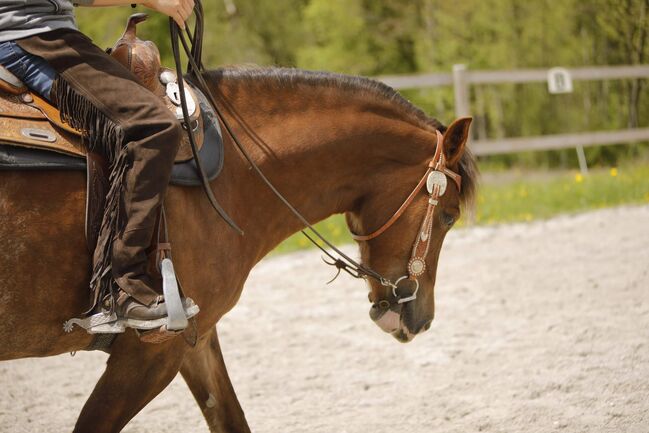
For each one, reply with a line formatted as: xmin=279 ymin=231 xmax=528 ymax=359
xmin=0 ymin=13 xmax=204 ymax=163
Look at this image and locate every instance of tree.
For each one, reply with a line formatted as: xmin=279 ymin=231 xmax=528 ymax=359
xmin=296 ymin=0 xmax=378 ymax=74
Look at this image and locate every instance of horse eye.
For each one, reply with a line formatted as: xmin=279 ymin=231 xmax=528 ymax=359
xmin=440 ymin=212 xmax=456 ymax=227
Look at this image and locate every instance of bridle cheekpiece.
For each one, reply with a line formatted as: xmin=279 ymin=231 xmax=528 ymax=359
xmin=351 ymin=130 xmax=461 ymax=305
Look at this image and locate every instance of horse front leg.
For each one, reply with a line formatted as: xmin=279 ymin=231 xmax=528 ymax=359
xmin=180 ymin=326 xmax=251 ymax=433
xmin=73 ymin=331 xmax=187 ymax=433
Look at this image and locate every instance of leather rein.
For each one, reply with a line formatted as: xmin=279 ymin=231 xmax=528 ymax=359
xmin=172 ymin=3 xmax=462 ymax=306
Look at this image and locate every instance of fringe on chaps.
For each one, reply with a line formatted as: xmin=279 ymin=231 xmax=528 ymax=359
xmin=52 ymin=77 xmax=128 ymax=314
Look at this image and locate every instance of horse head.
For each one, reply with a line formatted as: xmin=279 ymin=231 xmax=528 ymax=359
xmin=346 ymin=117 xmax=475 ymax=343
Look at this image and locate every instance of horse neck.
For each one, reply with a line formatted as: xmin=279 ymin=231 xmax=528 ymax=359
xmin=213 ymin=81 xmax=433 ymax=263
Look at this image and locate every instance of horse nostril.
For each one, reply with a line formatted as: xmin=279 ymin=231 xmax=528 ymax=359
xmin=423 ymin=320 xmax=432 ymax=331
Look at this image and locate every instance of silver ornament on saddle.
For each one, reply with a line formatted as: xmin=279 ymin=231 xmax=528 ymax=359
xmin=161 ymin=71 xmax=197 ymax=120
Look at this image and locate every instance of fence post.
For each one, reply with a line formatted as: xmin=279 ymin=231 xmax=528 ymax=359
xmin=576 ymin=146 xmax=589 ymax=175
xmin=452 ymin=64 xmax=470 ymax=118
xmin=452 ymin=64 xmax=476 ymax=225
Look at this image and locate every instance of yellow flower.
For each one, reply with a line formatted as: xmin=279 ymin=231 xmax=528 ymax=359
xmin=524 ymin=213 xmax=533 ymax=221
xmin=610 ymin=167 xmax=618 ymax=177
xmin=574 ymin=173 xmax=583 ymax=183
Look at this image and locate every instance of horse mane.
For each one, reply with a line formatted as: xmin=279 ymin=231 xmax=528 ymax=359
xmin=207 ymin=66 xmax=478 ymax=209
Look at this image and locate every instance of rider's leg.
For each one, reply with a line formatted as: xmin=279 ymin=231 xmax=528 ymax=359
xmin=14 ymin=30 xmax=183 ymax=322
xmin=0 ymin=41 xmax=56 ymax=99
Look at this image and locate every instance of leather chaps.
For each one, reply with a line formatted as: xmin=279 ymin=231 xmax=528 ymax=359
xmin=16 ymin=29 xmax=181 ymax=313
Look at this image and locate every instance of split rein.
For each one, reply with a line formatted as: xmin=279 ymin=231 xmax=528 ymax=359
xmin=171 ymin=4 xmax=461 ymax=306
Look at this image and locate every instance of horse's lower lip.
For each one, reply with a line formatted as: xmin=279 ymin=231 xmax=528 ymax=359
xmin=370 ymin=305 xmax=401 ymax=333
xmin=392 ymin=328 xmax=415 ymax=343
xmin=370 ymin=304 xmax=401 ymax=334
xmin=370 ymin=308 xmax=418 ymax=343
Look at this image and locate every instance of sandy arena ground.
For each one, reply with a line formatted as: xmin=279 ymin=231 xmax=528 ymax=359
xmin=1 ymin=205 xmax=648 ymax=433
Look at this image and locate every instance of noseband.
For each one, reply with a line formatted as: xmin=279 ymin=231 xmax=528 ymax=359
xmin=352 ymin=130 xmax=461 ymax=306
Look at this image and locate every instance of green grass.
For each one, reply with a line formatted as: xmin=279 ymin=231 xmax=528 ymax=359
xmin=472 ymin=163 xmax=649 ymax=225
xmin=273 ymin=162 xmax=649 ymax=254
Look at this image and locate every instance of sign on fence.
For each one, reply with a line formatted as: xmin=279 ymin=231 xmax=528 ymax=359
xmin=379 ymin=64 xmax=649 ymax=174
xmin=547 ymin=67 xmax=574 ymax=94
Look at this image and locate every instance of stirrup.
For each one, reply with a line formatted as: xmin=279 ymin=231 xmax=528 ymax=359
xmin=63 ymin=298 xmax=199 ymax=335
xmin=117 ymin=297 xmax=199 ymax=331
xmin=119 ymin=258 xmax=199 ymax=333
xmin=161 ymin=258 xmax=193 ymax=331
xmin=63 ymin=258 xmax=199 ymax=335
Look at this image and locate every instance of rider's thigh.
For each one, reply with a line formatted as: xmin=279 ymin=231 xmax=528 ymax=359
xmin=0 ymin=40 xmax=57 ymax=100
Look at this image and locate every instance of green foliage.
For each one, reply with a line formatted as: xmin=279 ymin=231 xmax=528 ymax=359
xmin=75 ymin=0 xmax=649 ymax=168
xmin=296 ymin=0 xmax=376 ymax=74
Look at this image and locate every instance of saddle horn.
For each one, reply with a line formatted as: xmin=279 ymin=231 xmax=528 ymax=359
xmin=111 ymin=13 xmax=162 ymax=93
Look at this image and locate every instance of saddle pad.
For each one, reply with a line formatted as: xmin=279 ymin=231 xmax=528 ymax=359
xmin=0 ymin=91 xmax=224 ymax=187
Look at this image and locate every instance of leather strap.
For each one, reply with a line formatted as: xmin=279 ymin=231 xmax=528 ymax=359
xmin=29 ymin=92 xmax=81 ymax=135
xmin=406 ymin=181 xmax=441 ymax=278
xmin=352 ymin=167 xmax=432 ymax=241
xmin=351 ymin=130 xmax=461 ymax=242
xmin=157 ymin=242 xmax=172 ymax=251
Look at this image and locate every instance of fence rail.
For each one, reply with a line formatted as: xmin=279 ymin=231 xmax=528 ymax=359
xmin=472 ymin=128 xmax=649 ymax=156
xmin=377 ymin=64 xmax=649 ymax=172
xmin=378 ymin=65 xmax=649 ymax=89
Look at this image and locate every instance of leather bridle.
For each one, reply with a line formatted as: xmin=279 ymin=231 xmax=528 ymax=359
xmin=351 ymin=130 xmax=461 ymax=305
xmin=172 ymin=2 xmax=462 ymax=307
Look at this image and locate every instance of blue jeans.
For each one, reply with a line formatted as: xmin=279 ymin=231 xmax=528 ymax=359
xmin=0 ymin=40 xmax=57 ymax=100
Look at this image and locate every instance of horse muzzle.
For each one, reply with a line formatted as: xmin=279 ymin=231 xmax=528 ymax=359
xmin=369 ymin=300 xmax=426 ymax=343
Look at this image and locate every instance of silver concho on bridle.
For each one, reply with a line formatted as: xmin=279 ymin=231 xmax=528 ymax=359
xmin=394 ymin=169 xmax=449 ymax=304
xmin=426 ymin=170 xmax=448 ymax=196
xmin=350 ymin=129 xmax=461 ymax=308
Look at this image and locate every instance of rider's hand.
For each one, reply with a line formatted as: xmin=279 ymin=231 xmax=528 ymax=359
xmin=142 ymin=0 xmax=195 ymax=29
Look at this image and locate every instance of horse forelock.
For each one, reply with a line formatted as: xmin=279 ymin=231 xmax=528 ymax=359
xmin=206 ymin=66 xmax=477 ymax=209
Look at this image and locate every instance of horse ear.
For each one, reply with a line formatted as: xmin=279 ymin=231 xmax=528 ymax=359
xmin=442 ymin=117 xmax=472 ymax=166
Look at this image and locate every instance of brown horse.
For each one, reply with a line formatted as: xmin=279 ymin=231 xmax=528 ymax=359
xmin=0 ymin=68 xmax=477 ymax=433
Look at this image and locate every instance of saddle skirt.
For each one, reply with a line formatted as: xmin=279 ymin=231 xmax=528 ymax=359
xmin=0 ymin=67 xmax=203 ymax=162
xmin=0 ymin=82 xmax=224 ymax=187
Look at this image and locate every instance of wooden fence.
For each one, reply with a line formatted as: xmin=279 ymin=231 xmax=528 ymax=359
xmin=378 ymin=64 xmax=649 ymax=172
